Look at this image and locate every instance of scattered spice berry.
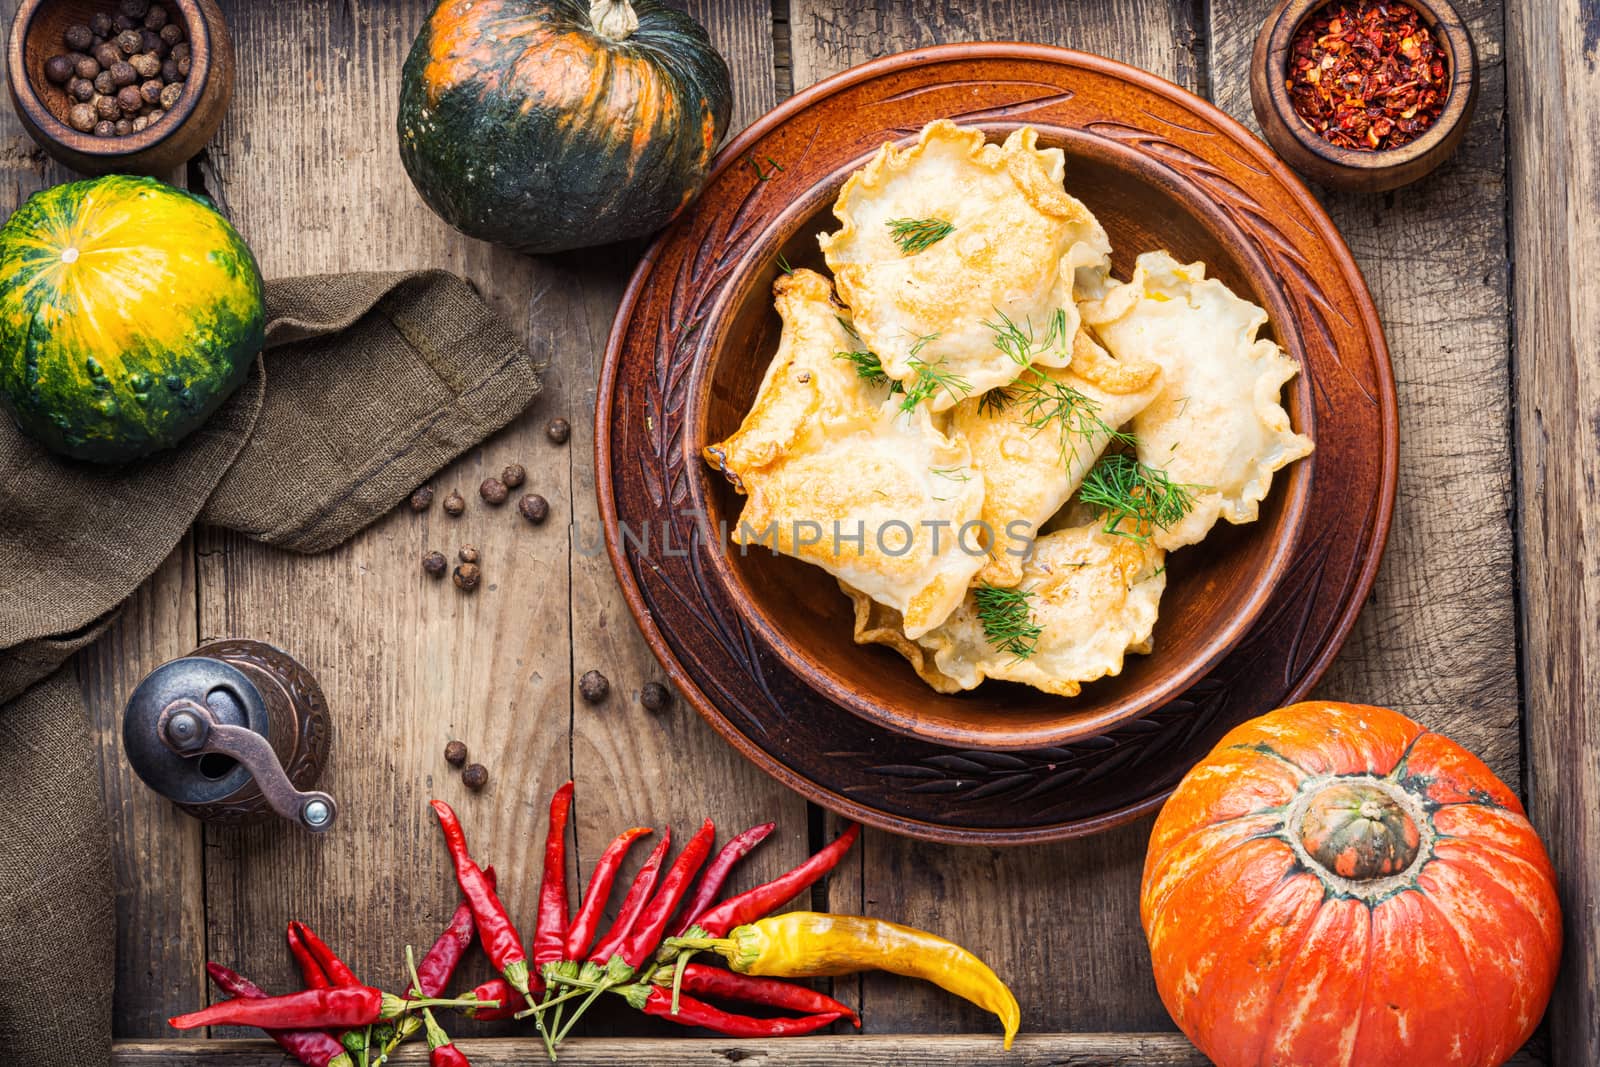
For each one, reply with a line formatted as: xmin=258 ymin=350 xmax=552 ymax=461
xmin=74 ymin=54 xmax=100 ymax=80
xmin=444 ymin=740 xmax=468 ymax=767
xmin=452 ymin=562 xmax=481 ymax=592
xmin=518 ymin=493 xmax=549 ymax=525
xmin=546 ymin=417 xmax=570 ymax=445
xmin=119 ymin=0 xmax=151 ymax=16
xmin=1286 ymin=0 xmax=1448 ymax=151
xmin=64 ymin=23 xmax=95 ymax=50
xmin=44 ymin=55 xmax=73 ymax=83
xmin=422 ymin=551 xmax=448 ymax=578
xmin=479 ymin=477 xmax=508 ymax=505
xmin=501 ymin=463 xmax=526 ymax=489
xmin=42 ymin=4 xmax=188 ymax=141
xmin=93 ymin=118 xmax=115 ymax=137
xmin=91 ymin=12 xmax=114 ymax=36
xmin=69 ymin=102 xmax=95 ymax=130
xmin=68 ymin=78 xmax=94 ymax=102
xmin=458 ymin=545 xmax=480 ymax=564
xmin=442 ymin=490 xmax=466 ymax=516
xmin=579 ymin=670 xmax=610 ymax=703
xmin=116 ymin=29 xmax=142 ymax=55
xmin=640 ymin=682 xmax=671 ymax=713
xmin=409 ymin=485 xmax=434 ymax=511
xmin=461 ymin=763 xmax=488 ymax=791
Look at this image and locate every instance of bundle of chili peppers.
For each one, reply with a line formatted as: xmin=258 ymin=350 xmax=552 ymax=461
xmin=171 ymin=782 xmax=1019 ymax=1063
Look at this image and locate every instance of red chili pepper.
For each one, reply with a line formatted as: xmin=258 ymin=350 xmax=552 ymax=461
xmin=289 ymin=922 xmax=360 ymax=987
xmin=692 ymin=823 xmax=860 ymax=938
xmin=286 ymin=925 xmax=333 ymax=991
xmin=171 ymin=987 xmax=385 ymax=1030
xmin=621 ymin=818 xmax=716 ymax=968
xmin=672 ymin=821 xmax=776 ymax=937
xmin=466 ymin=977 xmax=520 ymax=1021
xmin=650 ymin=962 xmax=859 ymax=1026
xmin=588 ymin=829 xmax=672 ymax=964
xmin=621 ymin=984 xmax=842 ymax=1037
xmin=533 ymin=781 xmax=575 ymax=970
xmin=430 ymin=799 xmax=532 ymax=997
xmin=205 ymin=962 xmax=354 ymax=1067
xmin=431 ymin=1042 xmax=471 ymax=1067
xmin=565 ymin=828 xmax=651 ymax=960
xmin=417 ymin=866 xmax=496 ymax=998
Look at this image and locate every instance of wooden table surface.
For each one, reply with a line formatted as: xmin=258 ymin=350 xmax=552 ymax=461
xmin=3 ymin=0 xmax=1592 ymax=1063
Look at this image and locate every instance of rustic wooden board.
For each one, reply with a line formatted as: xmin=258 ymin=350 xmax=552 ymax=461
xmin=1506 ymin=0 xmax=1600 ymax=1063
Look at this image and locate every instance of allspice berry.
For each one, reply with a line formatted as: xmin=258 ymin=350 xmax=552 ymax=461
xmin=94 ymin=93 xmax=119 ymax=120
xmin=93 ymin=119 xmax=115 ymax=137
xmin=116 ymin=85 xmax=143 ymax=112
xmin=91 ymin=12 xmax=115 ymax=37
xmin=144 ymin=4 xmax=169 ymax=30
xmin=422 ymin=551 xmax=448 ymax=578
xmin=45 ymin=55 xmax=74 ymax=84
xmin=115 ymin=118 xmax=132 ymax=136
xmin=131 ymin=51 xmax=160 ymax=78
xmin=479 ymin=477 xmax=508 ymax=506
xmin=94 ymin=70 xmax=116 ymax=95
xmin=453 ymin=562 xmax=481 ymax=592
xmin=116 ymin=29 xmax=143 ymax=55
xmin=458 ymin=545 xmax=480 ymax=564
xmin=159 ymin=23 xmax=182 ymax=48
xmin=546 ymin=417 xmax=571 ymax=445
xmin=64 ymin=23 xmax=95 ymax=51
xmin=579 ymin=670 xmax=610 ymax=703
xmin=518 ymin=494 xmax=549 ymax=525
xmin=444 ymin=740 xmax=468 ymax=767
xmin=159 ymin=80 xmax=182 ymax=110
xmin=442 ymin=490 xmax=466 ymax=516
xmin=501 ymin=463 xmax=526 ymax=489
xmin=409 ymin=485 xmax=434 ymax=512
xmin=640 ymin=682 xmax=672 ymax=713
xmin=462 ymin=763 xmax=489 ymax=791
xmin=74 ymin=54 xmax=100 ymax=80
xmin=95 ymin=42 xmax=122 ymax=69
xmin=119 ymin=0 xmax=151 ymax=18
xmin=69 ymin=103 xmax=96 ymax=131
xmin=68 ymin=77 xmax=95 ymax=102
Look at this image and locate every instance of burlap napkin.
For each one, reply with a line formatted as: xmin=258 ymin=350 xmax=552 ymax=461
xmin=0 ymin=270 xmax=539 ymax=1065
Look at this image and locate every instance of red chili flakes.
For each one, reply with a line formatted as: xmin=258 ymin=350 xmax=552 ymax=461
xmin=1286 ymin=0 xmax=1449 ymax=151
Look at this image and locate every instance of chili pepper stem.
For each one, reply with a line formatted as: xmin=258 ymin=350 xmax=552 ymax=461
xmin=551 ymin=956 xmax=635 ymax=1045
xmin=509 ymin=984 xmax=590 ymax=1017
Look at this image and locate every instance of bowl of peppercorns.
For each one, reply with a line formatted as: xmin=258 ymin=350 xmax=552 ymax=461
xmin=1250 ymin=0 xmax=1478 ymax=192
xmin=6 ymin=0 xmax=233 ymax=175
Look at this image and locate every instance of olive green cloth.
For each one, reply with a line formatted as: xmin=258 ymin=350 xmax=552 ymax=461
xmin=0 ymin=270 xmax=539 ymax=1066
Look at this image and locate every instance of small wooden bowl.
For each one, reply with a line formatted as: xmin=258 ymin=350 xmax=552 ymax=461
xmin=1250 ymin=0 xmax=1477 ymax=193
xmin=7 ymin=0 xmax=233 ymax=176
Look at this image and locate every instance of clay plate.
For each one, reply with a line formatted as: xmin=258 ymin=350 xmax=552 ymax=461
xmin=597 ymin=44 xmax=1397 ymax=844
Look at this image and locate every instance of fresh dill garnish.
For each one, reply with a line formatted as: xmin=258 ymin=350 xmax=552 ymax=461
xmin=899 ymin=356 xmax=970 ymax=411
xmin=908 ymin=331 xmax=940 ymax=357
xmin=886 ymin=217 xmax=954 ymax=255
xmin=977 ymin=387 xmax=1014 ymax=416
xmin=974 ymin=584 xmax=1042 ymax=661
xmin=836 ymin=315 xmax=861 ymax=340
xmin=1006 ymin=369 xmax=1135 ymax=466
xmin=984 ymin=307 xmax=1072 ymax=366
xmin=929 ymin=466 xmax=971 ymax=482
xmin=776 ymin=253 xmax=795 ymax=275
xmin=1078 ymin=453 xmax=1203 ymax=541
xmin=835 ymin=349 xmax=892 ymax=386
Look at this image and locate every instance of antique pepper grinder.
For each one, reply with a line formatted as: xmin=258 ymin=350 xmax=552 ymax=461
xmin=123 ymin=639 xmax=337 ymax=831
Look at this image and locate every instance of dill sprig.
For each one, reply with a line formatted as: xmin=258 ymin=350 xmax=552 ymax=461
xmin=886 ymin=217 xmax=954 ymax=255
xmin=977 ymin=387 xmax=1014 ymax=416
xmin=974 ymin=584 xmax=1042 ymax=661
xmin=836 ymin=349 xmax=891 ymax=386
xmin=929 ymin=466 xmax=971 ymax=482
xmin=1007 ymin=369 xmax=1135 ymax=465
xmin=984 ymin=307 xmax=1072 ymax=366
xmin=1078 ymin=453 xmax=1203 ymax=541
xmin=776 ymin=252 xmax=795 ymax=275
xmin=899 ymin=356 xmax=970 ymax=411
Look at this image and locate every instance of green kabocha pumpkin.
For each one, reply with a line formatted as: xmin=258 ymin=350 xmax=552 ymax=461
xmin=0 ymin=175 xmax=265 ymax=463
xmin=397 ymin=0 xmax=732 ymax=254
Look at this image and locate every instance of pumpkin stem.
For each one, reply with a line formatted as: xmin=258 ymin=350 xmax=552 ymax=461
xmin=589 ymin=0 xmax=640 ymax=41
xmin=1296 ymin=780 xmax=1422 ymax=882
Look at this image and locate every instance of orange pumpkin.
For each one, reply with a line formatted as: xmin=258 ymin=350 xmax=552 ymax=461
xmin=1141 ymin=701 xmax=1561 ymax=1067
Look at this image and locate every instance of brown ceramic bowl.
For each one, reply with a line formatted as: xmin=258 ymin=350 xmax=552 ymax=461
xmin=7 ymin=0 xmax=233 ymax=176
xmin=680 ymin=128 xmax=1315 ymax=751
xmin=1250 ymin=0 xmax=1478 ymax=193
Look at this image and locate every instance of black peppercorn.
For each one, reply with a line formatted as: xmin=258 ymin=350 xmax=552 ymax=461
xmin=409 ymin=485 xmax=434 ymax=511
xmin=640 ymin=682 xmax=672 ymax=713
xmin=546 ymin=417 xmax=571 ymax=445
xmin=140 ymin=79 xmax=162 ymax=105
xmin=479 ymin=478 xmax=508 ymax=506
xmin=579 ymin=670 xmax=610 ymax=703
xmin=444 ymin=740 xmax=468 ymax=767
xmin=453 ymin=562 xmax=482 ymax=592
xmin=159 ymin=81 xmax=182 ymax=109
xmin=443 ymin=490 xmax=466 ymax=516
xmin=462 ymin=763 xmax=489 ymax=790
xmin=518 ymin=493 xmax=549 ymax=525
xmin=45 ymin=55 xmax=74 ymax=84
xmin=91 ymin=12 xmax=115 ymax=37
xmin=119 ymin=0 xmax=151 ymax=17
xmin=422 ymin=550 xmax=448 ymax=578
xmin=116 ymin=85 xmax=142 ymax=112
xmin=458 ymin=545 xmax=480 ymax=565
xmin=69 ymin=103 xmax=96 ymax=131
xmin=74 ymin=54 xmax=100 ymax=80
xmin=93 ymin=119 xmax=115 ymax=137
xmin=501 ymin=463 xmax=526 ymax=489
xmin=144 ymin=4 xmax=168 ymax=30
xmin=159 ymin=23 xmax=182 ymax=47
xmin=64 ymin=24 xmax=95 ymax=51
xmin=116 ymin=30 xmax=142 ymax=56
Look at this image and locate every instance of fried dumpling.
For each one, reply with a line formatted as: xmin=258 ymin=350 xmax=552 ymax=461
xmin=1080 ymin=251 xmax=1314 ymax=550
xmin=953 ymin=328 xmax=1163 ymax=587
xmin=846 ymin=522 xmax=1166 ymax=697
xmin=704 ymin=269 xmax=986 ymax=638
xmin=819 ymin=120 xmax=1112 ymax=411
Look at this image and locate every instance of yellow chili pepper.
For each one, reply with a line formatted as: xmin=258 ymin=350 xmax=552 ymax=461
xmin=688 ymin=911 xmax=1019 ymax=1049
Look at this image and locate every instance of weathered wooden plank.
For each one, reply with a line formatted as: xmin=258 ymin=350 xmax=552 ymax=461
xmin=193 ymin=0 xmax=567 ymax=1033
xmin=787 ymin=0 xmax=1195 ymax=1036
xmin=1209 ymin=0 xmax=1519 ymax=786
xmin=0 ymin=0 xmax=207 ymax=1037
xmin=108 ymin=1035 xmax=1548 ymax=1066
xmin=1506 ymin=1 xmax=1600 ymax=1063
